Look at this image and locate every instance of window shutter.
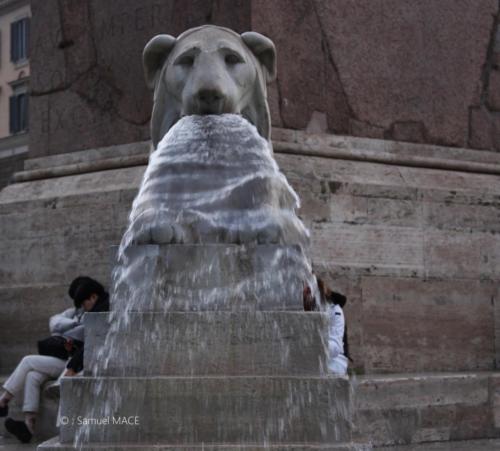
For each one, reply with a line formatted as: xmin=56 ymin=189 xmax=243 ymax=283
xmin=19 ymin=94 xmax=24 ymax=131
xmin=15 ymin=20 xmax=20 ymax=61
xmin=10 ymin=19 xmax=30 ymax=62
xmin=24 ymin=94 xmax=29 ymax=131
xmin=25 ymin=18 xmax=30 ymax=59
xmin=9 ymin=95 xmax=17 ymax=133
xmin=19 ymin=94 xmax=28 ymax=131
xmin=10 ymin=22 xmax=15 ymax=61
xmin=20 ymin=19 xmax=25 ymax=59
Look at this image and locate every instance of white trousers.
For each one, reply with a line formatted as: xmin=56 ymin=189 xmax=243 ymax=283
xmin=328 ymin=354 xmax=348 ymax=375
xmin=2 ymin=355 xmax=67 ymax=413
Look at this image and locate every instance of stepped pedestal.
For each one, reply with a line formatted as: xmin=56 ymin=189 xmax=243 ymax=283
xmin=112 ymin=244 xmax=311 ymax=312
xmin=38 ymin=245 xmax=368 ymax=450
xmin=84 ymin=311 xmax=329 ymax=376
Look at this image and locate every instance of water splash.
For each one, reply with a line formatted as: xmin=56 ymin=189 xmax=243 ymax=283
xmin=120 ymin=114 xmax=310 ymax=253
xmin=66 ymin=115 xmax=359 ymax=449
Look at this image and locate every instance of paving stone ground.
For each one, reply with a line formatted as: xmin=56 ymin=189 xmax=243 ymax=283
xmin=3 ymin=431 xmax=500 ymax=450
xmin=375 ymin=439 xmax=500 ymax=450
xmin=0 ymin=432 xmax=39 ymax=451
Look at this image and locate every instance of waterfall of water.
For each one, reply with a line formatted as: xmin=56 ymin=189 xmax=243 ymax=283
xmin=63 ymin=115 xmax=362 ymax=450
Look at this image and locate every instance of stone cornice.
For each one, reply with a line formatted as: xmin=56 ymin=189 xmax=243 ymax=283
xmin=11 ymin=130 xmax=500 ymax=183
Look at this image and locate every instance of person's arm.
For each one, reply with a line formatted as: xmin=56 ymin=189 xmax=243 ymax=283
xmin=303 ymin=284 xmax=317 ymax=311
xmin=49 ymin=308 xmax=79 ymax=334
xmin=66 ymin=347 xmax=84 ymax=374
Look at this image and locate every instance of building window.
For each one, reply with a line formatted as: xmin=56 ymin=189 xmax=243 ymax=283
xmin=9 ymin=83 xmax=28 ymax=134
xmin=10 ymin=18 xmax=30 ymax=63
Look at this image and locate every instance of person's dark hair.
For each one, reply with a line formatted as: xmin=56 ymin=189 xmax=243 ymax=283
xmin=68 ymin=276 xmax=95 ymax=300
xmin=72 ymin=277 xmax=106 ymax=309
xmin=328 ymin=291 xmax=347 ymax=308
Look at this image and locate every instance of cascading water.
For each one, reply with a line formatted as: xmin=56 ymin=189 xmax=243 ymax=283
xmin=123 ymin=114 xmax=310 ymax=249
xmin=63 ymin=114 xmax=364 ymax=450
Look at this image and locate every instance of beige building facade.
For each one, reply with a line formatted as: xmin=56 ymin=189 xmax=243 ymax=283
xmin=0 ymin=0 xmax=30 ymax=138
xmin=0 ymin=0 xmax=29 ymax=189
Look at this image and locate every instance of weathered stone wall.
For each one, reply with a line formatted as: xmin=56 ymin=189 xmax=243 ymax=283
xmin=29 ymin=0 xmax=500 ymax=157
xmin=0 ymin=153 xmax=25 ymax=189
xmin=354 ymin=373 xmax=500 ymax=445
xmin=1 ymin=133 xmax=499 ymax=375
xmin=0 ymin=135 xmax=29 ymax=190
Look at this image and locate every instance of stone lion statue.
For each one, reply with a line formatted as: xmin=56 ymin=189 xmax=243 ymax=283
xmin=116 ymin=25 xmax=312 ymax=249
xmin=143 ymin=25 xmax=277 ymax=147
xmin=113 ymin=26 xmax=315 ymax=310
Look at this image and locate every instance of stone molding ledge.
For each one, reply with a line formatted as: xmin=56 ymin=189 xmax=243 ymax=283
xmin=11 ymin=128 xmax=500 ymax=183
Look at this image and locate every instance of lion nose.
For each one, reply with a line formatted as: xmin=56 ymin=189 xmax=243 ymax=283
xmin=196 ymin=88 xmax=224 ymax=112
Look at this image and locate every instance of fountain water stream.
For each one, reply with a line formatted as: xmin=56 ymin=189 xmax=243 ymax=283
xmin=39 ymin=116 xmax=369 ymax=450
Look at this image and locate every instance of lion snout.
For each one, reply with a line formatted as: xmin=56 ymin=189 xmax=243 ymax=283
xmin=195 ymin=88 xmax=226 ymax=114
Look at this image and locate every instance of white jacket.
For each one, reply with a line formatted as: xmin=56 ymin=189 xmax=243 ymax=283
xmin=49 ymin=307 xmax=84 ymax=335
xmin=327 ymin=304 xmax=348 ymax=375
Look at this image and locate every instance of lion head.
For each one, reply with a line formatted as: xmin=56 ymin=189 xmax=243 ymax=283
xmin=143 ymin=25 xmax=277 ymax=147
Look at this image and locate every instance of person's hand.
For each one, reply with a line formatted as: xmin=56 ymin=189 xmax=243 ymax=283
xmin=303 ymin=283 xmax=315 ymax=311
xmin=64 ymin=369 xmax=77 ymax=377
xmin=64 ymin=338 xmax=73 ymax=352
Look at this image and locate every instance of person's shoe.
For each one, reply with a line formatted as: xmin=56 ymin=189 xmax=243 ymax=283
xmin=4 ymin=417 xmax=32 ymax=443
xmin=0 ymin=404 xmax=8 ymax=417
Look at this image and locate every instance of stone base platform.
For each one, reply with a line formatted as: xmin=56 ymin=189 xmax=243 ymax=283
xmin=56 ymin=375 xmax=351 ymax=444
xmin=38 ymin=437 xmax=371 ymax=450
xmin=35 ymin=437 xmax=500 ymax=451
xmin=33 ymin=371 xmax=500 ymax=450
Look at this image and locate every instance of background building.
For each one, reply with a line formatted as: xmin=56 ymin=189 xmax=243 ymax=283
xmin=0 ymin=0 xmax=30 ymax=189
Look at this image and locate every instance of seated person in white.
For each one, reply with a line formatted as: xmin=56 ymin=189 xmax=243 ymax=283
xmin=325 ymin=291 xmax=349 ymax=375
xmin=303 ymin=277 xmax=351 ymax=375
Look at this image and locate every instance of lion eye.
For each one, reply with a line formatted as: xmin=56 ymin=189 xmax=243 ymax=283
xmin=176 ymin=55 xmax=194 ymax=66
xmin=225 ymin=53 xmax=243 ymax=65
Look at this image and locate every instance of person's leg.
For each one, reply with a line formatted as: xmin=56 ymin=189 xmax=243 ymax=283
xmin=22 ymin=370 xmax=49 ymax=433
xmin=1 ymin=355 xmax=38 ymax=404
xmin=4 ymin=357 xmax=66 ymax=443
xmin=2 ymin=355 xmax=67 ymax=413
xmin=24 ymin=412 xmax=37 ymax=434
xmin=0 ymin=390 xmax=13 ymax=407
xmin=328 ymin=356 xmax=348 ymax=375
xmin=3 ymin=355 xmax=67 ymax=398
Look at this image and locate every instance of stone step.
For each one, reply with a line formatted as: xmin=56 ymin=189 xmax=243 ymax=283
xmin=1 ymin=433 xmax=40 ymax=451
xmin=354 ymin=372 xmax=500 ymax=446
xmin=37 ymin=372 xmax=500 ymax=449
xmin=38 ymin=436 xmax=370 ymax=450
xmin=374 ymin=438 xmax=500 ymax=450
xmin=57 ymin=376 xmax=352 ymax=444
xmin=84 ymin=311 xmax=328 ymax=377
xmin=112 ymin=244 xmax=310 ymax=312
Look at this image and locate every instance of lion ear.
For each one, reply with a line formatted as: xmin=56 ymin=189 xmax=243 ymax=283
xmin=143 ymin=34 xmax=177 ymax=89
xmin=241 ymin=32 xmax=277 ymax=83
